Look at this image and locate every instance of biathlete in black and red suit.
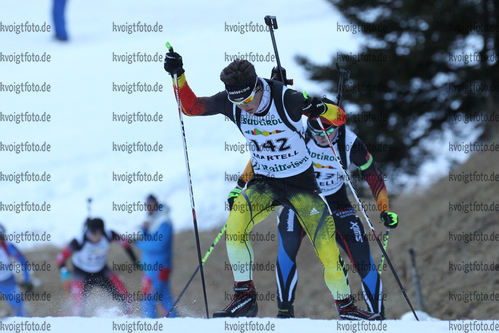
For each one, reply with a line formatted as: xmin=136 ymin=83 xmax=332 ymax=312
xmin=56 ymin=218 xmax=137 ymax=316
xmin=164 ymin=50 xmax=380 ymax=320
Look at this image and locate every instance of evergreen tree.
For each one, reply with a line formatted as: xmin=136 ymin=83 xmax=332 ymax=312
xmin=297 ymin=0 xmax=498 ymax=178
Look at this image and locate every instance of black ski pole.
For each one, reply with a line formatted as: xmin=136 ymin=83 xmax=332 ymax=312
xmin=335 ymin=63 xmax=350 ymax=107
xmin=315 ymin=64 xmax=419 ymax=320
xmin=409 ymin=248 xmax=426 ymax=312
xmin=318 ymin=115 xmax=418 ymax=320
xmin=166 ymin=42 xmax=210 ymax=318
xmin=264 ymin=16 xmax=289 ymax=86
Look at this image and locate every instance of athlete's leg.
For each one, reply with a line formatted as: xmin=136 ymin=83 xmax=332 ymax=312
xmin=100 ymin=268 xmax=133 ymax=315
xmin=214 ymin=179 xmax=278 ymax=317
xmin=71 ymin=268 xmax=88 ymax=316
xmin=287 ymin=190 xmax=351 ymax=300
xmin=276 ymin=207 xmax=305 ymax=316
xmin=226 ymin=179 xmax=277 ymax=282
xmin=335 ymin=211 xmax=383 ymax=315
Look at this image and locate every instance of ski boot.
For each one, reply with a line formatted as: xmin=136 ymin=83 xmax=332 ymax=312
xmin=277 ymin=300 xmax=294 ymax=318
xmin=213 ymin=280 xmax=258 ymax=318
xmin=335 ymin=295 xmax=381 ymax=320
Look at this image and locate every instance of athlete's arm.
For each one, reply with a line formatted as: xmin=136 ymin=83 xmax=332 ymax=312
xmin=283 ymin=89 xmax=346 ymax=126
xmin=227 ymin=160 xmax=254 ymax=210
xmin=349 ymin=139 xmax=389 ymax=214
xmin=173 ymin=74 xmax=234 ymax=117
xmin=110 ymin=230 xmax=138 ymax=262
xmin=56 ymin=239 xmax=79 ymax=268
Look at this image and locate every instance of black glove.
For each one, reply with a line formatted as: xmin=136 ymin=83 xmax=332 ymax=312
xmin=164 ymin=51 xmax=184 ymax=76
xmin=302 ymin=95 xmax=327 ymax=118
xmin=227 ymin=187 xmax=242 ymax=211
xmin=380 ymin=211 xmax=398 ymax=229
xmin=23 ymin=281 xmax=34 ymax=292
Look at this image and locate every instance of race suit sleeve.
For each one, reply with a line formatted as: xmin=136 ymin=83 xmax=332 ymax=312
xmin=349 ymin=138 xmax=390 ymax=213
xmin=283 ymin=89 xmax=347 ymax=127
xmin=56 ymin=239 xmax=80 ymax=269
xmin=172 ymin=73 xmax=234 ymax=117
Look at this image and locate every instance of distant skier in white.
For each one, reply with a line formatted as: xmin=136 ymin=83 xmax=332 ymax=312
xmin=56 ymin=218 xmax=137 ymax=316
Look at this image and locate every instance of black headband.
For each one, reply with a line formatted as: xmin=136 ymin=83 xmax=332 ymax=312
xmin=225 ymin=76 xmax=258 ymax=102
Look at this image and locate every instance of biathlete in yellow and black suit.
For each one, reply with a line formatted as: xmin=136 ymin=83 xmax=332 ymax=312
xmin=228 ymin=119 xmax=399 ymax=319
xmin=163 ymin=50 xmax=380 ymax=320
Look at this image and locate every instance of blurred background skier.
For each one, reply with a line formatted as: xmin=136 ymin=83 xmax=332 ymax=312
xmin=56 ymin=218 xmax=137 ymax=316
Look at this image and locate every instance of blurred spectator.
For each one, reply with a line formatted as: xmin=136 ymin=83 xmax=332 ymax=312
xmin=0 ymin=223 xmax=33 ymax=317
xmin=52 ymin=0 xmax=68 ymax=41
xmin=136 ymin=194 xmax=176 ymax=318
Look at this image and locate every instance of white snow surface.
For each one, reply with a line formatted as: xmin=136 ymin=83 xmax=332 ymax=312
xmin=3 ymin=315 xmax=491 ymax=333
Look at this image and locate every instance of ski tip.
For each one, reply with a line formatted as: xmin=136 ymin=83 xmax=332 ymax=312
xmin=165 ymin=42 xmax=173 ymax=51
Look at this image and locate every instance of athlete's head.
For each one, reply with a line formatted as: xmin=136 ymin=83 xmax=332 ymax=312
xmin=307 ymin=117 xmax=338 ymax=146
xmin=86 ymin=218 xmax=104 ymax=243
xmin=220 ymin=59 xmax=263 ymax=114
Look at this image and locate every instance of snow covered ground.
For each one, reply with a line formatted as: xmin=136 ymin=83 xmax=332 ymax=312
xmin=1 ymin=314 xmax=482 ymax=333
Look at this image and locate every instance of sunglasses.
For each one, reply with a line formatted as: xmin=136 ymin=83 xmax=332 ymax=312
xmin=310 ymin=126 xmax=337 ymax=137
xmin=228 ymin=78 xmax=260 ymax=105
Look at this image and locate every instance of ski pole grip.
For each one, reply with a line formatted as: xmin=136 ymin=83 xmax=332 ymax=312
xmin=264 ymin=15 xmax=278 ymax=29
